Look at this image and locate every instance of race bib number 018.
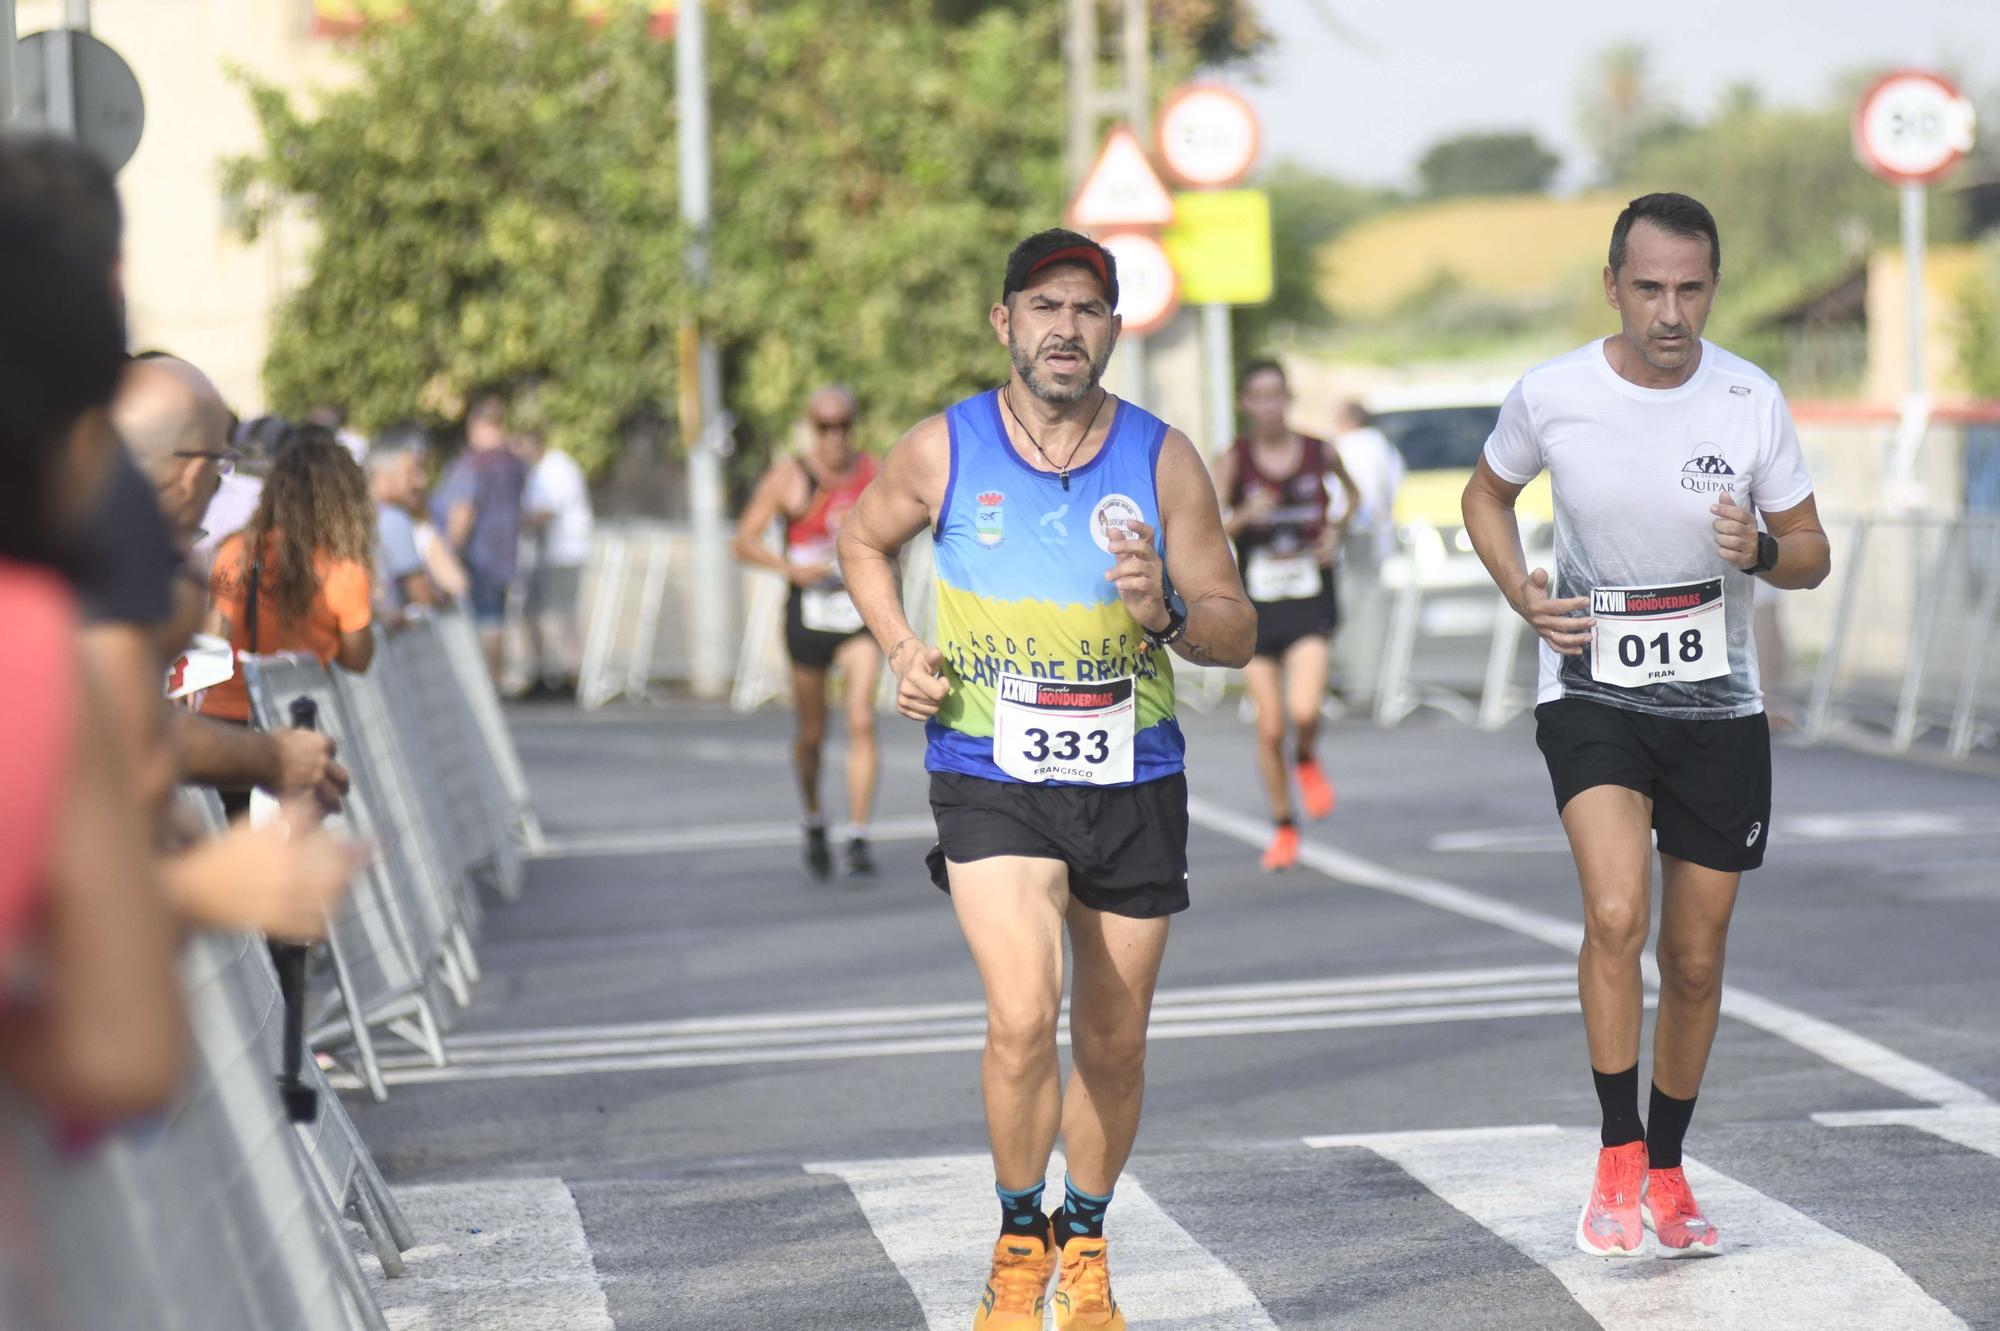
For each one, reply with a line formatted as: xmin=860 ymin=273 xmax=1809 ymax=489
xmin=1244 ymin=549 xmax=1322 ymax=602
xmin=1589 ymin=578 xmax=1729 ymax=689
xmin=991 ymin=673 xmax=1136 ymax=785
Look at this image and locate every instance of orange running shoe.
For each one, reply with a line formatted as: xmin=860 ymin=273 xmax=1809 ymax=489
xmin=971 ymin=1229 xmax=1057 ymax=1330
xmin=1575 ymin=1141 xmax=1648 ymax=1257
xmin=1052 ymin=1236 xmax=1126 ymax=1330
xmin=1295 ymin=759 xmax=1336 ymax=820
xmin=1644 ymin=1166 xmax=1722 ymax=1257
xmin=1259 ymin=823 xmax=1300 ymax=872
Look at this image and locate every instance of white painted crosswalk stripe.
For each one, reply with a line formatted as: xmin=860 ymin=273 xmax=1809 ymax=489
xmin=807 ymin=1152 xmax=1278 ymax=1331
xmin=328 ymin=964 xmax=1612 ymax=1088
xmin=359 ymin=1178 xmax=613 ymax=1331
xmin=1815 ymin=1105 xmax=2000 ymax=1160
xmin=1306 ymin=1125 xmax=1967 ymax=1330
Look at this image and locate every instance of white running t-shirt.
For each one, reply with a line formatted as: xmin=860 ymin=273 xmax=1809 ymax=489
xmin=1482 ymin=339 xmax=1815 ymax=720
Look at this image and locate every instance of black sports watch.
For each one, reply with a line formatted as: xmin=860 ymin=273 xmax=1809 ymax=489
xmin=1145 ymin=591 xmax=1189 ymax=649
xmin=1746 ymin=531 xmax=1780 ymax=576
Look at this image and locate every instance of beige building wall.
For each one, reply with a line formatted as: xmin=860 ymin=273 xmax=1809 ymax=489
xmin=1864 ymin=243 xmax=1982 ymax=406
xmin=14 ymin=0 xmax=351 ymax=414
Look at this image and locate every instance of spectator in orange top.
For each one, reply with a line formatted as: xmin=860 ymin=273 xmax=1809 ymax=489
xmin=201 ymin=426 xmax=377 ymax=729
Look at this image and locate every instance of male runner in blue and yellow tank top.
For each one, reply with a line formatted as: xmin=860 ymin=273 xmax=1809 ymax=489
xmin=841 ymin=229 xmax=1255 ymax=1330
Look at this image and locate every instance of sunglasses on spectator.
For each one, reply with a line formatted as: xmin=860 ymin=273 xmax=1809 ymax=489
xmin=812 ymin=419 xmax=854 ymax=433
xmin=176 ymin=449 xmax=239 ymax=475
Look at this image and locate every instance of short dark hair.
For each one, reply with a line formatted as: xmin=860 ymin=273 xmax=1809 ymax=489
xmin=1239 ymin=358 xmax=1287 ymax=391
xmin=467 ymin=392 xmax=507 ymax=425
xmin=0 ymin=133 xmax=123 ymax=281
xmin=1003 ymin=228 xmax=1119 ymax=311
xmin=0 ymin=207 xmax=127 ymax=567
xmin=1609 ymin=193 xmax=1720 ymax=277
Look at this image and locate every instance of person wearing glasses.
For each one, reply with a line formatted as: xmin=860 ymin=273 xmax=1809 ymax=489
xmin=111 ymin=355 xmax=237 ymax=558
xmin=733 ymin=386 xmax=883 ymax=880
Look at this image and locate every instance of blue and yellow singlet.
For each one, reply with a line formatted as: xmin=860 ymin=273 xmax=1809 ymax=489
xmin=924 ymin=390 xmax=1184 ymax=786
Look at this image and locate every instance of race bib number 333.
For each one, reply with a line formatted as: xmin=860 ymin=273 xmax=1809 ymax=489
xmin=1589 ymin=578 xmax=1729 ymax=689
xmin=992 ymin=673 xmax=1136 ymax=785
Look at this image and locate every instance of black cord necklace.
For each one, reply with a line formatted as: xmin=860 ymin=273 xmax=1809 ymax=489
xmin=1002 ymin=384 xmax=1109 ymax=491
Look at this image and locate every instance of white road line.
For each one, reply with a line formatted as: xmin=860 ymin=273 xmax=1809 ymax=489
xmin=1814 ymin=1106 xmax=2000 ymax=1160
xmin=537 ymin=813 xmax=936 ymax=859
xmin=806 ymin=1152 xmax=1277 ymax=1331
xmin=330 ymin=993 xmax=1614 ymax=1089
xmin=435 ymin=963 xmax=1579 ymax=1050
xmin=359 ymin=1178 xmax=613 ymax=1331
xmin=1308 ymin=1126 xmax=1967 ymax=1331
xmin=1431 ymin=808 xmax=2000 ymax=854
xmin=1187 ymin=797 xmax=1995 ymax=1110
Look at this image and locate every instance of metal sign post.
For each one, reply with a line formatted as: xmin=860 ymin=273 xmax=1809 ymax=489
xmin=2 ymin=0 xmax=18 ymax=125
xmin=1853 ymin=70 xmax=1978 ymax=502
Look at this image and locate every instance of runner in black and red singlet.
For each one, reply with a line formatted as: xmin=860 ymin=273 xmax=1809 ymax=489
xmin=733 ymin=386 xmax=884 ymax=880
xmin=1212 ymin=360 xmax=1361 ymax=871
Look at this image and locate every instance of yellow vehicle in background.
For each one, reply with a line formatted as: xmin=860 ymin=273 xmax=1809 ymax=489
xmin=1364 ymin=384 xmax=1555 ymax=528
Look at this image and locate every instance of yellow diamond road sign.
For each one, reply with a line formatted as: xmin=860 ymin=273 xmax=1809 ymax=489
xmin=1161 ymin=189 xmax=1272 ymax=306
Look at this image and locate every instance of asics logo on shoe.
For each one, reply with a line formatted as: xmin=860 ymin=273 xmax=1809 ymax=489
xmin=1746 ymin=821 xmax=1762 ymax=847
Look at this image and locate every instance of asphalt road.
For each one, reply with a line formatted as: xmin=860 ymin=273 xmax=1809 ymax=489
xmin=345 ymin=696 xmax=2000 ymax=1331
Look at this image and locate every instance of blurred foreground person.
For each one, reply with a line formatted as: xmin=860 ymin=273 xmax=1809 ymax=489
xmin=840 ymin=230 xmax=1253 ymax=1330
xmin=734 ymin=387 xmax=882 ymax=879
xmin=1212 ymin=360 xmax=1359 ymax=871
xmin=1463 ymin=194 xmax=1830 ymax=1258
xmin=517 ymin=428 xmax=594 ymax=699
xmin=0 ymin=193 xmax=186 ymax=1117
xmin=435 ymin=393 xmax=526 ymax=679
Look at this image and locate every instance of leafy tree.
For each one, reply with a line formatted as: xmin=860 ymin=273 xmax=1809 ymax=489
xmin=1416 ymin=131 xmax=1560 ymax=199
xmin=1576 ymin=43 xmax=1683 ymax=183
xmin=230 ymin=0 xmax=1265 ymax=475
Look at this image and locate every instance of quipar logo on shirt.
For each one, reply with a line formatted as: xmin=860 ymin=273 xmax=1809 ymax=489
xmin=1680 ymin=444 xmax=1740 ymax=496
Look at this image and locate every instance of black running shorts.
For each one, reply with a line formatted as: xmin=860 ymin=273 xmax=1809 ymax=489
xmin=1534 ymin=698 xmax=1772 ymax=873
xmin=785 ymin=586 xmax=865 ymax=670
xmin=925 ymin=771 xmax=1191 ymax=918
xmin=1251 ymin=592 xmax=1336 ymax=660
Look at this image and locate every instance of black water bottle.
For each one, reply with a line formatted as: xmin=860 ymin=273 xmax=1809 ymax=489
xmin=274 ymin=695 xmax=321 ymax=1124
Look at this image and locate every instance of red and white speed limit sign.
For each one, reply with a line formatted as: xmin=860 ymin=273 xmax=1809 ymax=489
xmin=1157 ymin=84 xmax=1260 ymax=189
xmin=1854 ymin=70 xmax=1978 ymax=185
xmin=1098 ymin=231 xmax=1180 ymax=337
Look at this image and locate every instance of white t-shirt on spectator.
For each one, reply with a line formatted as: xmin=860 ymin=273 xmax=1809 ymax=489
xmin=1331 ymin=424 xmax=1406 ymax=563
xmin=526 ymin=449 xmax=595 ymax=567
xmin=195 ymin=473 xmax=263 ymax=567
xmin=1482 ymin=338 xmax=1814 ymax=721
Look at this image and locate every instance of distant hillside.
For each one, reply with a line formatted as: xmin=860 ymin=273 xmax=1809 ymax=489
xmin=1321 ymin=193 xmax=1626 ymax=319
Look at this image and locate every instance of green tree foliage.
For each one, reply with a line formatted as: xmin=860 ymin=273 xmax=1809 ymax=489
xmin=1231 ymin=161 xmax=1398 ymax=363
xmin=1416 ymin=131 xmax=1560 ymax=199
xmin=1575 ymin=43 xmax=1685 ymax=184
xmin=230 ymin=0 xmax=1266 ymax=474
xmin=1958 ymin=238 xmax=2000 ymax=399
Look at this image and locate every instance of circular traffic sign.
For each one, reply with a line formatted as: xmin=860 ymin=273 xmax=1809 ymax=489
xmin=1157 ymin=84 xmax=1260 ymax=189
xmin=1854 ymin=70 xmax=1977 ymax=185
xmin=1099 ymin=231 xmax=1180 ymax=337
xmin=12 ymin=30 xmax=146 ymax=172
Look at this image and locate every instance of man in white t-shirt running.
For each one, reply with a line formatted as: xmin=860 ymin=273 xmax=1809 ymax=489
xmin=1463 ymin=193 xmax=1831 ymax=1259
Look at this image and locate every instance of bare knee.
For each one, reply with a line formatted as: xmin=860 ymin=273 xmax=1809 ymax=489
xmin=1069 ymin=1015 xmax=1148 ymax=1085
xmin=1254 ymin=711 xmax=1286 ymax=748
xmin=846 ymin=707 xmax=877 ymax=745
xmin=1583 ymin=893 xmax=1649 ymax=959
xmin=987 ymin=1003 xmax=1061 ymax=1074
xmin=1658 ymin=938 xmax=1725 ymax=999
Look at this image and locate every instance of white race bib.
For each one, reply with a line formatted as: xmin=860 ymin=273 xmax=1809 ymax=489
xmin=800 ymin=586 xmax=864 ymax=635
xmin=991 ymin=673 xmax=1136 ymax=785
xmin=1590 ymin=578 xmax=1730 ymax=689
xmin=1244 ymin=549 xmax=1323 ymax=602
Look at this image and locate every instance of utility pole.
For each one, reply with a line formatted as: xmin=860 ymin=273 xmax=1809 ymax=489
xmin=1 ymin=0 xmax=18 ymax=126
xmin=676 ymin=0 xmax=731 ymax=699
xmin=1064 ymin=0 xmax=1152 ymax=408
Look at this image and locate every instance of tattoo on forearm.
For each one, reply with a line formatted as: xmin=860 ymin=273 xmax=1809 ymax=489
xmin=1180 ymin=641 xmax=1219 ymax=664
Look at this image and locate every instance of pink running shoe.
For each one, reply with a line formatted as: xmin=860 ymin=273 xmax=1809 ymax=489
xmin=1575 ymin=1141 xmax=1648 ymax=1257
xmin=1644 ymin=1166 xmax=1722 ymax=1257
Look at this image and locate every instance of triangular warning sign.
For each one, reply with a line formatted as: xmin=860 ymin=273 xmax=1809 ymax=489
xmin=1066 ymin=125 xmax=1176 ymax=231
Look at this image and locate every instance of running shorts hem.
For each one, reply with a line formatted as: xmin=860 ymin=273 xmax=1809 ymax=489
xmin=785 ymin=586 xmax=866 ymax=670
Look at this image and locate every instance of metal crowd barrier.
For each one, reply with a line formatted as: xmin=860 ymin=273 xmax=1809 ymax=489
xmin=1805 ymin=513 xmax=2000 ymax=758
xmin=579 ymin=521 xmax=676 ymax=712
